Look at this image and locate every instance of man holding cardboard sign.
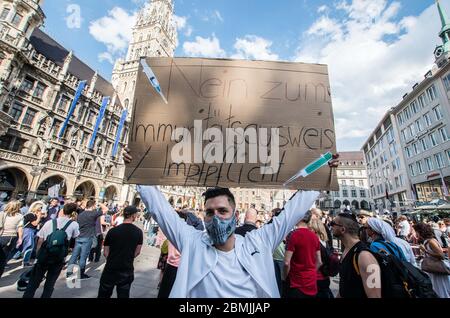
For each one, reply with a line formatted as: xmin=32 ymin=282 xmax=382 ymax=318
xmin=125 ymin=57 xmax=338 ymax=191
xmin=124 ymin=149 xmax=338 ymax=298
xmin=122 ymin=57 xmax=340 ymax=297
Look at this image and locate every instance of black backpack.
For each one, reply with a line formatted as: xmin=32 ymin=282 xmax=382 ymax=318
xmin=37 ymin=219 xmax=72 ymax=265
xmin=353 ymin=241 xmax=438 ymax=298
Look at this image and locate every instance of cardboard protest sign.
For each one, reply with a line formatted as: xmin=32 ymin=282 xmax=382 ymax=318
xmin=125 ymin=57 xmax=338 ymax=190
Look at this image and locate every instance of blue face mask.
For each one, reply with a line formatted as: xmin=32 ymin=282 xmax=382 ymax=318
xmin=205 ymin=213 xmax=236 ymax=246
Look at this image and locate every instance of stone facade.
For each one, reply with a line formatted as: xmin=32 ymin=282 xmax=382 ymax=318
xmin=0 ymin=0 xmax=126 ymax=202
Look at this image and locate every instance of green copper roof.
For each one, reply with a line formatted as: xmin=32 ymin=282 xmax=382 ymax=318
xmin=437 ymin=0 xmax=450 ymax=33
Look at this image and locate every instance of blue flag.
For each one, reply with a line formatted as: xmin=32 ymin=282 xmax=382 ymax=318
xmin=112 ymin=109 xmax=128 ymax=158
xmin=58 ymin=80 xmax=87 ymax=139
xmin=88 ymin=97 xmax=110 ymax=150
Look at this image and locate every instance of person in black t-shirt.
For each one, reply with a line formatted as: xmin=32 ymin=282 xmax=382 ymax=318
xmin=331 ymin=213 xmax=381 ymax=298
xmin=98 ymin=206 xmax=143 ymax=298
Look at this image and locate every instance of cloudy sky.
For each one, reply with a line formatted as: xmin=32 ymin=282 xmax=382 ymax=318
xmin=41 ymin=0 xmax=449 ymax=152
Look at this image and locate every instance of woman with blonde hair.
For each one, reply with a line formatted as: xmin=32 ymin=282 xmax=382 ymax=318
xmin=0 ymin=200 xmax=24 ymax=277
xmin=308 ymin=218 xmax=334 ymax=298
xmin=21 ymin=201 xmax=45 ymax=266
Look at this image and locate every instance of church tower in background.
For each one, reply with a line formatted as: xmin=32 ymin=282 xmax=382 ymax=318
xmin=112 ymin=0 xmax=177 ymax=111
xmin=111 ymin=0 xmax=178 ymax=203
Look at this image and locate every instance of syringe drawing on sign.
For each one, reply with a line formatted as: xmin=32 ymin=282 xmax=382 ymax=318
xmin=140 ymin=58 xmax=168 ymax=105
xmin=283 ymin=152 xmax=333 ymax=187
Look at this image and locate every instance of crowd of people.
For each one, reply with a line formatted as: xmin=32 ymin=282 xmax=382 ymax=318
xmin=0 ymin=152 xmax=449 ymax=298
xmin=0 ymin=196 xmax=143 ymax=298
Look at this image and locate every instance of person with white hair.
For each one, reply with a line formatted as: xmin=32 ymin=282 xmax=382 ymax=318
xmin=366 ymin=218 xmax=417 ymax=266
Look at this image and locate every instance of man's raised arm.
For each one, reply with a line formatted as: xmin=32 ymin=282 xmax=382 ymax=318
xmin=252 ymin=190 xmax=319 ymax=251
xmin=137 ymin=185 xmax=197 ymax=252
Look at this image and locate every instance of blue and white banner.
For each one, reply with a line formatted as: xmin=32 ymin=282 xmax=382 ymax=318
xmin=88 ymin=96 xmax=110 ymax=150
xmin=112 ymin=109 xmax=128 ymax=158
xmin=58 ymin=80 xmax=87 ymax=139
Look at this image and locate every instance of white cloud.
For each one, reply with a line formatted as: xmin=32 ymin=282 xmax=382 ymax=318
xmin=183 ymin=34 xmax=226 ymax=58
xmin=173 ymin=14 xmax=194 ymax=37
xmin=231 ymin=35 xmax=279 ymax=61
xmin=98 ymin=52 xmax=114 ymax=64
xmin=184 ymin=26 xmax=193 ymax=37
xmin=295 ymin=0 xmax=445 ymax=151
xmin=89 ymin=7 xmax=136 ymax=63
xmin=317 ymin=5 xmax=329 ymax=14
xmin=172 ymin=15 xmax=187 ymax=30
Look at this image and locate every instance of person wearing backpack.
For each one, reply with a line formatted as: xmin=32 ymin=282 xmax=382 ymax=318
xmin=23 ymin=203 xmax=80 ymax=298
xmin=331 ymin=212 xmax=381 ymax=298
xmin=366 ymin=218 xmax=417 ymax=266
xmin=356 ymin=218 xmax=437 ymax=298
xmin=66 ymin=200 xmax=108 ymax=280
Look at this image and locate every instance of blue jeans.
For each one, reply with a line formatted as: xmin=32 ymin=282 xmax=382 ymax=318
xmin=68 ymin=237 xmax=93 ymax=271
xmin=273 ymin=259 xmax=284 ymax=296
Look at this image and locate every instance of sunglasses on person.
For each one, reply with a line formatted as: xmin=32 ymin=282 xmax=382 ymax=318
xmin=330 ymin=220 xmax=344 ymax=227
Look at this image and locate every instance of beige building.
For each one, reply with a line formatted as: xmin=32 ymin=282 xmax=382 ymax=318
xmin=0 ymin=0 xmax=310 ymax=210
xmin=362 ymin=111 xmax=413 ymax=213
xmin=0 ymin=0 xmax=129 ymax=203
xmin=320 ymin=151 xmax=373 ymax=212
xmin=362 ymin=1 xmax=450 ymax=207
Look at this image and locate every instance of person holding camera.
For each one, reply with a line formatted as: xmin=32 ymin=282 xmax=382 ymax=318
xmin=66 ymin=200 xmax=108 ymax=280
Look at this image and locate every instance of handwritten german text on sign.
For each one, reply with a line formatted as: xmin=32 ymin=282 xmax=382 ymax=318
xmin=125 ymin=57 xmax=338 ymax=190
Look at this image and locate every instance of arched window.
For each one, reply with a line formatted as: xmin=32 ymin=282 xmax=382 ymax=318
xmin=124 ymin=99 xmax=129 ymax=109
xmin=123 ymin=82 xmax=127 ymax=93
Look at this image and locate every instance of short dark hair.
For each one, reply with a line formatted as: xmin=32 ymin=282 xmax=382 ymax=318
xmin=202 ymin=187 xmax=236 ymax=210
xmin=50 ymin=197 xmax=59 ymax=203
xmin=86 ymin=200 xmax=96 ymax=209
xmin=337 ymin=213 xmax=360 ymax=236
xmin=413 ymin=223 xmax=435 ymax=240
xmin=123 ymin=206 xmax=138 ymax=218
xmin=63 ymin=203 xmax=78 ymax=216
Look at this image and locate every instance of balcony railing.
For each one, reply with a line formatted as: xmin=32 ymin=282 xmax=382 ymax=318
xmin=0 ymin=149 xmax=39 ymax=166
xmin=47 ymin=162 xmax=76 ymax=174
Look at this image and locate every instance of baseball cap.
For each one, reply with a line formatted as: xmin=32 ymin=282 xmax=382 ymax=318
xmin=123 ymin=206 xmax=138 ymax=218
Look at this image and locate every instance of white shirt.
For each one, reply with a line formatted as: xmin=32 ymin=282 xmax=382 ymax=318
xmin=399 ymin=220 xmax=410 ymax=237
xmin=37 ymin=216 xmax=80 ymax=240
xmin=189 ymin=248 xmax=265 ymax=298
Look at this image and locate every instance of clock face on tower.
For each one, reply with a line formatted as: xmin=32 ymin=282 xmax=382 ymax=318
xmin=435 ymin=46 xmax=444 ymax=59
